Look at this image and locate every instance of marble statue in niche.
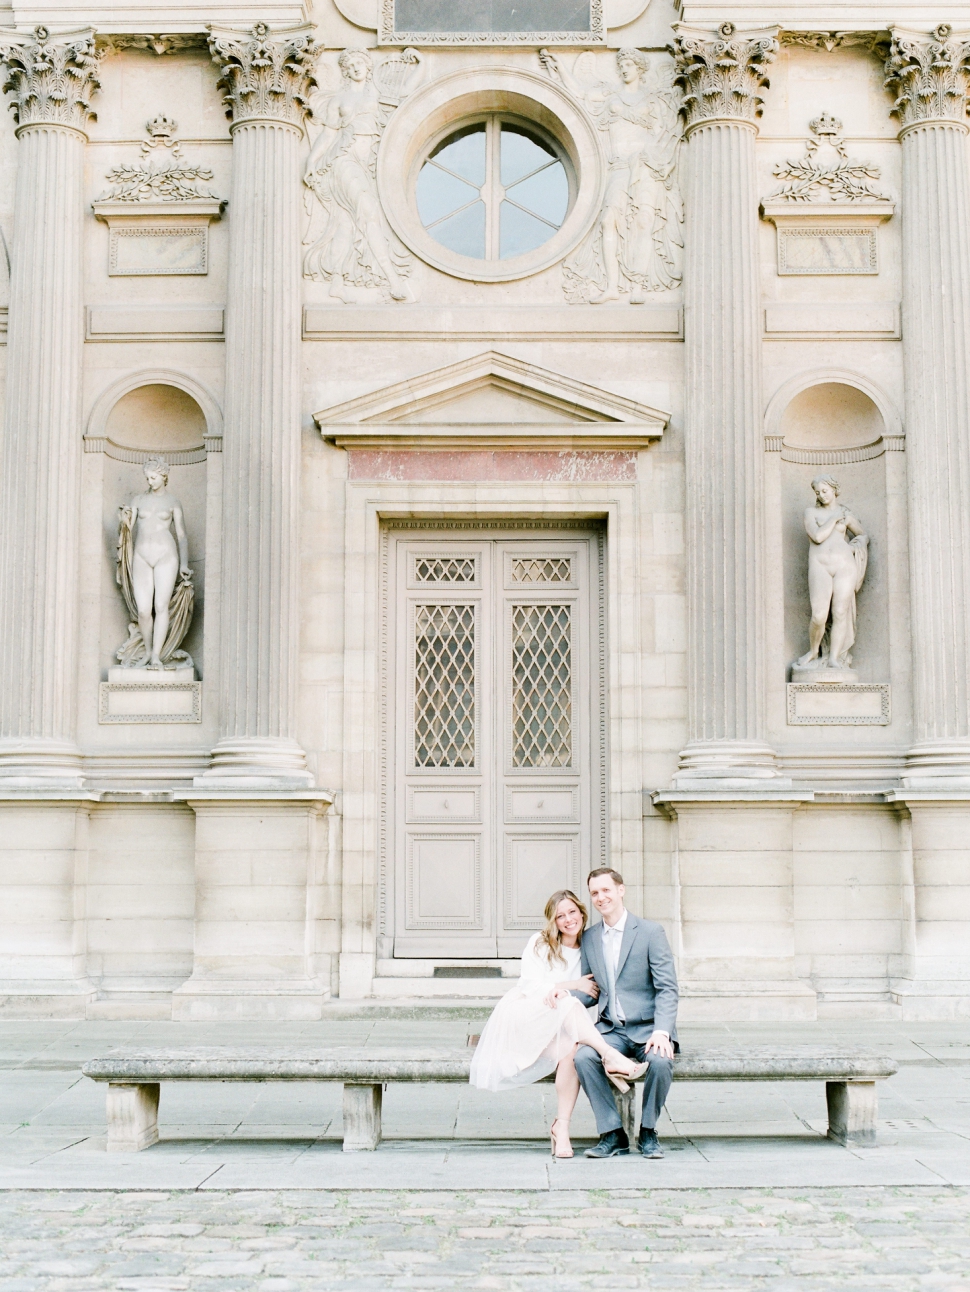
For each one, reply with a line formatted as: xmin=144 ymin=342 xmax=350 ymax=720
xmin=303 ymin=47 xmax=423 ymax=303
xmin=793 ymin=475 xmax=868 ymax=679
xmin=539 ymin=47 xmax=683 ymax=303
xmin=116 ymin=458 xmax=195 ymax=671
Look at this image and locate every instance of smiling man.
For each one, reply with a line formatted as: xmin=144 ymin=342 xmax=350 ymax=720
xmin=572 ymin=868 xmax=679 ymax=1159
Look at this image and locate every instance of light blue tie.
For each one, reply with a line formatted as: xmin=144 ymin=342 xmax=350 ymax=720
xmin=604 ymin=927 xmax=618 ymax=1023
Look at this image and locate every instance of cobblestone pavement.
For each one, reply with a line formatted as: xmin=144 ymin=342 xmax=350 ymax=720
xmin=0 ymin=1187 xmax=968 ymax=1292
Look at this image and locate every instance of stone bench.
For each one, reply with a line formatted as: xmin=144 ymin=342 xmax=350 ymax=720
xmin=82 ymin=1045 xmax=897 ymax=1153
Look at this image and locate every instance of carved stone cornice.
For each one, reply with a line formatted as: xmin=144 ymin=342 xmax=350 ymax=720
xmin=673 ymin=22 xmax=778 ymax=131
xmin=885 ymin=24 xmax=970 ymax=130
xmin=781 ymin=30 xmax=890 ymax=56
xmin=207 ymin=22 xmax=317 ymax=130
xmin=0 ymin=25 xmax=100 ymax=134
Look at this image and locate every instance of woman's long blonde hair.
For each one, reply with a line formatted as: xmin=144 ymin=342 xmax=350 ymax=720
xmin=539 ymin=889 xmax=589 ymax=965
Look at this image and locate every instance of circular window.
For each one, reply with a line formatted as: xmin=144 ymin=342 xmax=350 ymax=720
xmin=416 ymin=117 xmax=570 ymax=262
xmin=377 ymin=68 xmax=604 ymax=284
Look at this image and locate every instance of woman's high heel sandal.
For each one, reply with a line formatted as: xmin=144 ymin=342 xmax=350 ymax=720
xmin=603 ymin=1050 xmax=650 ymax=1093
xmin=550 ymin=1117 xmax=574 ymax=1159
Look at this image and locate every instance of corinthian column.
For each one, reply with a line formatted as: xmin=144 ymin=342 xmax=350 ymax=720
xmin=202 ymin=22 xmax=317 ymax=786
xmin=886 ymin=25 xmax=970 ymax=783
xmin=672 ymin=22 xmax=785 ymax=786
xmin=0 ymin=27 xmax=100 ymax=784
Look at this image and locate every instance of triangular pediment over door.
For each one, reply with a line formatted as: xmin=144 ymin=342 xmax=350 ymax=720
xmin=313 ymin=351 xmax=670 ymax=450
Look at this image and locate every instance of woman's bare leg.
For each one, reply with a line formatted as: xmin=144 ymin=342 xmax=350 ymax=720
xmin=556 ymin=1047 xmax=581 ymax=1123
xmin=551 ymin=1047 xmax=580 ymax=1156
xmin=563 ymin=998 xmax=638 ymax=1074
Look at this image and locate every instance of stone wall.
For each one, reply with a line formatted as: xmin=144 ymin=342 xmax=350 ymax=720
xmin=0 ymin=1 xmax=967 ymax=1020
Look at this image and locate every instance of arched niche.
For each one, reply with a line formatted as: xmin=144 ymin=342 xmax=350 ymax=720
xmin=781 ymin=382 xmax=885 ymax=452
xmin=771 ymin=377 xmax=896 ymax=690
xmin=96 ymin=380 xmax=214 ymax=681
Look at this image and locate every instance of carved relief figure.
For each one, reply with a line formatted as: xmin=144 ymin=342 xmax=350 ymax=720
xmin=303 ymin=47 xmax=422 ymax=303
xmin=116 ymin=459 xmax=195 ymax=671
xmin=540 ymin=47 xmax=683 ymax=303
xmin=795 ymin=476 xmax=868 ymax=675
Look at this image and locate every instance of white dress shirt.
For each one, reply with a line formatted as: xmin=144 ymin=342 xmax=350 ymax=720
xmin=602 ymin=909 xmax=628 ymax=1022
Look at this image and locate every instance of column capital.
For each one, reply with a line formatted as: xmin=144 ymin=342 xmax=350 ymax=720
xmin=207 ymin=21 xmax=317 ymax=130
xmin=885 ymin=24 xmax=970 ymax=130
xmin=673 ymin=21 xmax=778 ymax=131
xmin=0 ymin=25 xmax=100 ymax=134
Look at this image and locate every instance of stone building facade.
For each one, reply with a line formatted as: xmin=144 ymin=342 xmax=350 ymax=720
xmin=0 ymin=0 xmax=967 ymax=1021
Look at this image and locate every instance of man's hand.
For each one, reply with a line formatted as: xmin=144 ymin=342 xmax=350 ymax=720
xmin=645 ymin=1030 xmax=674 ymax=1059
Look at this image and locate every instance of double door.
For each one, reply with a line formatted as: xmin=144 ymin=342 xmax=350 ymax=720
xmin=387 ymin=529 xmax=606 ymax=958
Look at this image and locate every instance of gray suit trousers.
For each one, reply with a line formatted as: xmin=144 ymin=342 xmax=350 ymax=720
xmin=574 ymin=1028 xmax=673 ymax=1135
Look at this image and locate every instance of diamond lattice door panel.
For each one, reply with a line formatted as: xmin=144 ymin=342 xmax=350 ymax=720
xmin=387 ymin=530 xmax=605 ymax=959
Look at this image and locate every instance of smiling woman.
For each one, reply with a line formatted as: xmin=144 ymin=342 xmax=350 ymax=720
xmin=416 ymin=117 xmax=569 ymax=260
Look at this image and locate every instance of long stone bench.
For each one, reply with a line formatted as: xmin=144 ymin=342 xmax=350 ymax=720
xmin=82 ymin=1045 xmax=898 ymax=1153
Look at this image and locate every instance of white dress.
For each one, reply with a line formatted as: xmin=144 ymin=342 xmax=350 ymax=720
xmin=469 ymin=933 xmax=593 ymax=1092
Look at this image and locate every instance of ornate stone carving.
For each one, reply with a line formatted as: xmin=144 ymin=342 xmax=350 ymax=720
xmin=781 ymin=31 xmax=889 ymax=55
xmin=208 ymin=22 xmax=317 ymax=128
xmin=97 ymin=116 xmax=221 ymax=203
xmin=768 ymin=112 xmax=891 ymax=203
xmin=885 ymin=24 xmax=970 ymax=128
xmin=115 ymin=458 xmax=195 ymax=671
xmin=0 ymin=25 xmax=101 ymax=132
xmin=673 ymin=22 xmax=778 ymax=129
xmin=792 ymin=475 xmax=869 ymax=679
xmin=303 ymin=48 xmax=422 ymax=303
xmin=107 ymin=33 xmax=207 ymax=56
xmin=540 ymin=48 xmax=683 ymax=303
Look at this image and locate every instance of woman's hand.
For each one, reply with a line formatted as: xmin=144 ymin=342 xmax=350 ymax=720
xmin=543 ymin=986 xmax=570 ymax=1009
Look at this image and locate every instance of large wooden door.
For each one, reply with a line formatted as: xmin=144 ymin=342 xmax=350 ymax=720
xmin=386 ymin=527 xmax=606 ymax=958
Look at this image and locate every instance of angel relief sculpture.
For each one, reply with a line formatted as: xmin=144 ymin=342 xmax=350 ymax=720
xmin=303 ymin=47 xmax=423 ymax=303
xmin=116 ymin=459 xmax=195 ymax=672
xmin=540 ymin=48 xmax=684 ymax=303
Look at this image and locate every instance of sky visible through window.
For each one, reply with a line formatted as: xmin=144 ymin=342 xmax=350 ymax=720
xmin=416 ymin=121 xmax=569 ymax=260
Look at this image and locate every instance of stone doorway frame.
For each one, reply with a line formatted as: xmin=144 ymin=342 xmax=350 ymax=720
xmin=337 ymin=477 xmax=647 ymax=998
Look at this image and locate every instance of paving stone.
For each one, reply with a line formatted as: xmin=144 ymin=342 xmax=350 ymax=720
xmin=0 ymin=1186 xmax=969 ymax=1289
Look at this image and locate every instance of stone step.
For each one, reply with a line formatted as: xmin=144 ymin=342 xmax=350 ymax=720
xmin=320 ymin=997 xmax=498 ymax=1020
xmin=370 ymin=977 xmax=511 ymax=998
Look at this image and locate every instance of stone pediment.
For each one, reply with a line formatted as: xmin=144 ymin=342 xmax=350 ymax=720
xmin=313 ymin=351 xmax=669 ymax=450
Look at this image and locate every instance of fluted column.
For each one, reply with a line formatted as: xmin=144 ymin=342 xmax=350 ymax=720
xmin=202 ymin=23 xmax=317 ymax=786
xmin=886 ymin=25 xmax=970 ymax=783
xmin=672 ymin=23 xmax=785 ymax=786
xmin=0 ymin=27 xmax=100 ymax=784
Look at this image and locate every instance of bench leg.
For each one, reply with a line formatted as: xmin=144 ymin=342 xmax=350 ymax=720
xmin=106 ymin=1082 xmax=160 ymax=1152
xmin=613 ymin=1084 xmax=639 ymax=1145
xmin=343 ymin=1083 xmax=382 ymax=1152
xmin=826 ymin=1080 xmax=877 ymax=1145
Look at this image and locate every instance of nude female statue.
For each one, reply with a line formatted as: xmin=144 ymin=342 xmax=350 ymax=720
xmin=796 ymin=475 xmax=869 ymax=673
xmin=116 ymin=458 xmax=194 ymax=670
xmin=540 ymin=47 xmax=683 ymax=303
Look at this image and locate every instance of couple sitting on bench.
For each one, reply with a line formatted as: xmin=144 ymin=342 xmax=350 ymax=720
xmin=470 ymin=867 xmax=679 ymax=1160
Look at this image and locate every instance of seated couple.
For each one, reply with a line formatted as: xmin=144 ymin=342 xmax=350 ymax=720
xmin=470 ymin=867 xmax=679 ymax=1160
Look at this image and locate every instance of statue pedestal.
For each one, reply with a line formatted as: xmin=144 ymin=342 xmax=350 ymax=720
xmin=99 ymin=668 xmax=201 ymax=724
xmin=790 ymin=663 xmax=859 ymax=684
xmin=787 ymin=681 xmax=891 ymax=726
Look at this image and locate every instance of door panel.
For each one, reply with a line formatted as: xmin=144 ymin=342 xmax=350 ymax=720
xmin=388 ymin=529 xmax=603 ymax=959
xmin=503 ymin=835 xmax=579 ymax=930
xmin=406 ymin=835 xmax=481 ymax=924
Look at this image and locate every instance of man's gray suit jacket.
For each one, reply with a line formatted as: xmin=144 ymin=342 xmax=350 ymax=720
xmin=574 ymin=913 xmax=679 ymax=1046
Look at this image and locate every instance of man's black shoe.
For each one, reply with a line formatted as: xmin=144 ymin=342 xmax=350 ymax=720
xmin=637 ymin=1127 xmax=664 ymax=1159
xmin=584 ymin=1128 xmax=630 ymax=1158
